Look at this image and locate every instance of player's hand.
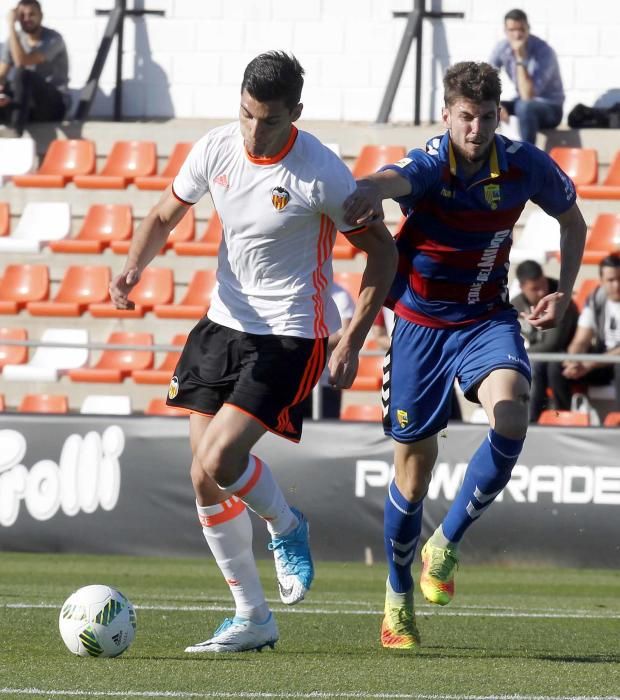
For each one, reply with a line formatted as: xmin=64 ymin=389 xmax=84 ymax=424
xmin=525 ymin=291 xmax=565 ymax=330
xmin=109 ymin=267 xmax=140 ymax=310
xmin=343 ymin=179 xmax=384 ymax=227
xmin=327 ymin=341 xmax=360 ymax=390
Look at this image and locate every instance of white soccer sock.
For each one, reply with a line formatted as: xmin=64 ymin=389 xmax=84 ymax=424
xmin=197 ymin=498 xmax=269 ymax=623
xmin=225 ymin=454 xmax=297 ymax=537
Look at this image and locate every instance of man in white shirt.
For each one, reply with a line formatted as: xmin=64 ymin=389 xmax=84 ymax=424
xmin=109 ymin=51 xmax=397 ymax=654
xmin=563 ymin=254 xmax=620 ymax=409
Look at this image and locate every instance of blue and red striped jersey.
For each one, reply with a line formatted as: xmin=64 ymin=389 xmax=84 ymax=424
xmin=382 ymin=132 xmax=576 ymax=328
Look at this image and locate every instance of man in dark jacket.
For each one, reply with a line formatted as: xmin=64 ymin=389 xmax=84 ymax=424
xmin=512 ymin=260 xmax=579 ymax=421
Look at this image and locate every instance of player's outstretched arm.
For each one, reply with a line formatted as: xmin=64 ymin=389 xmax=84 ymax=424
xmin=528 ymin=203 xmax=586 ymax=330
xmin=328 ymin=221 xmax=397 ymax=389
xmin=109 ymin=185 xmax=189 ymax=310
xmin=343 ymin=170 xmax=412 ymax=227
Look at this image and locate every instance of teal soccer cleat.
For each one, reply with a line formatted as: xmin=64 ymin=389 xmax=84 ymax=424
xmin=268 ymin=507 xmax=314 ymax=605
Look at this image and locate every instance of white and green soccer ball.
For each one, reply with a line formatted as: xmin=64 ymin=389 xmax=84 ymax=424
xmin=59 ymin=584 xmax=137 ymax=657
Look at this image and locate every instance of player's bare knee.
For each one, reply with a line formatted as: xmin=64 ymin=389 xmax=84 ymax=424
xmin=394 ymin=453 xmax=435 ymax=501
xmin=493 ymin=395 xmax=529 ymax=439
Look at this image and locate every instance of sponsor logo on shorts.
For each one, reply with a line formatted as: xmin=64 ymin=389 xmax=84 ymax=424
xmin=271 ymin=186 xmax=290 ymax=210
xmin=168 ymin=375 xmax=179 ymax=400
xmin=508 ymin=353 xmax=530 ymax=369
xmin=396 ymin=409 xmax=409 ymax=428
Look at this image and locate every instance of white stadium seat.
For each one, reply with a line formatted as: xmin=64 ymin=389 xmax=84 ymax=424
xmin=0 ymin=137 xmax=36 ymax=183
xmin=2 ymin=328 xmax=88 ymax=381
xmin=0 ymin=202 xmax=71 ymax=253
xmin=510 ymin=210 xmax=560 ymax=265
xmin=80 ymin=394 xmax=132 ymax=415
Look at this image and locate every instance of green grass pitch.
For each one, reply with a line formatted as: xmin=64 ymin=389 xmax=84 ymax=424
xmin=1 ymin=551 xmax=618 ymax=699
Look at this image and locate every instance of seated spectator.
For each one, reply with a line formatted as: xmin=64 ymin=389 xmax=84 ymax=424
xmin=512 ymin=260 xmax=579 ymax=421
xmin=489 ymin=8 xmax=564 ymax=144
xmin=0 ymin=0 xmax=70 ymax=137
xmin=302 ymin=282 xmax=356 ymax=419
xmin=562 ymin=254 xmax=620 ymax=410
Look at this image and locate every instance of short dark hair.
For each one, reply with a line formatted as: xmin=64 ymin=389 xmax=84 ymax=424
xmin=516 ymin=260 xmax=544 ymax=284
xmin=504 ymin=9 xmax=528 ymax=25
xmin=241 ymin=51 xmax=304 ymax=110
xmin=599 ymin=253 xmax=620 ymax=275
xmin=443 ymin=61 xmax=501 ymax=107
xmin=18 ymin=0 xmax=42 ymax=12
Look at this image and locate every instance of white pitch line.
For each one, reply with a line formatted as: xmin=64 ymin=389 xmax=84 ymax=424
xmin=3 ymin=601 xmax=619 ymax=620
xmin=1 ymin=689 xmax=619 ymax=700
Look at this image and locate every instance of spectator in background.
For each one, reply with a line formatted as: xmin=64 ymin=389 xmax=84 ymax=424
xmin=563 ymin=254 xmax=620 ymax=410
xmin=302 ymin=282 xmax=356 ymax=419
xmin=489 ymin=8 xmax=564 ymax=144
xmin=512 ymin=260 xmax=579 ymax=421
xmin=0 ymin=0 xmax=70 ymax=137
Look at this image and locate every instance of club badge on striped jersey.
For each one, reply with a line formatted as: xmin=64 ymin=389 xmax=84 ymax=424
xmin=168 ymin=375 xmax=179 ymax=400
xmin=271 ymin=186 xmax=290 ymax=210
xmin=484 ymin=184 xmax=501 ymax=210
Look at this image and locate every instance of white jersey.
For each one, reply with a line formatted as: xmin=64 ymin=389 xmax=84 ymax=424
xmin=173 ymin=122 xmax=361 ymax=338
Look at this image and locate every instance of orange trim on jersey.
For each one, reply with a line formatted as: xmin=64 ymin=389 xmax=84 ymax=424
xmin=311 ymin=215 xmax=335 ymax=338
xmin=234 ymin=456 xmax=264 ymax=498
xmin=245 ymin=126 xmax=298 ymax=165
xmin=171 ymin=182 xmax=195 ymax=206
xmin=198 ymin=496 xmax=246 ymax=527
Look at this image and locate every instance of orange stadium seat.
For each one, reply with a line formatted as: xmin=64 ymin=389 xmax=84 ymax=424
xmin=144 ymin=398 xmax=185 ymax=416
xmin=0 ymin=264 xmax=49 ymax=314
xmin=340 ymin=404 xmax=383 ymax=421
xmin=50 ymin=204 xmax=133 ymax=254
xmin=0 ymin=394 xmax=4 ymax=411
xmin=13 ymin=139 xmax=96 ymax=187
xmin=333 ymin=271 xmax=363 ymax=301
xmin=538 ymin=410 xmax=590 ymax=426
xmin=578 ymin=151 xmax=620 ymax=199
xmin=174 ymin=213 xmax=221 ymax=256
xmin=349 ymin=355 xmax=383 ymax=391
xmin=153 ymin=270 xmax=216 ymax=319
xmin=27 ymin=265 xmax=110 ymax=316
xmin=69 ymin=332 xmax=153 ymax=383
xmin=90 ymin=267 xmax=174 ymax=318
xmin=18 ymin=393 xmax=69 ymax=414
xmin=603 ymin=411 xmax=620 ymax=427
xmin=112 ymin=206 xmax=195 ymax=255
xmin=132 ymin=333 xmax=186 ymax=384
xmin=549 ymin=147 xmax=598 ymax=187
xmin=352 ymin=145 xmax=406 ymax=178
xmin=0 ymin=327 xmax=27 ymax=368
xmin=73 ymin=141 xmax=157 ymax=189
xmin=134 ymin=142 xmax=193 ymax=190
xmin=581 ymin=213 xmax=620 ymax=265
xmin=333 ymin=231 xmax=357 ymax=259
xmin=0 ymin=202 xmax=9 ymax=236
xmin=573 ymin=278 xmax=599 ymax=311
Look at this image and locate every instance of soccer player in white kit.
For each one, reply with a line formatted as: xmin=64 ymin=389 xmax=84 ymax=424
xmin=109 ymin=51 xmax=397 ymax=653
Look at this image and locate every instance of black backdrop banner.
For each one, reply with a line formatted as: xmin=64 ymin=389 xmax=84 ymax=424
xmin=0 ymin=417 xmax=618 ymax=567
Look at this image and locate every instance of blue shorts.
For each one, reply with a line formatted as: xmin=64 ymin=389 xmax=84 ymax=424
xmin=382 ymin=310 xmax=531 ymax=443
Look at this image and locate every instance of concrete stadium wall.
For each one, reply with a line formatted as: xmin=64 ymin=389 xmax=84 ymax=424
xmin=2 ymin=0 xmax=619 ymax=123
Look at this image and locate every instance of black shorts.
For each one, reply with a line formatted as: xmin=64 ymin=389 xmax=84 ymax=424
xmin=166 ymin=317 xmax=327 ymax=442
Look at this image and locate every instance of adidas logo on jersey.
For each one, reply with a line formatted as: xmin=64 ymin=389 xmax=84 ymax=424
xmin=214 ymin=173 xmax=230 ymax=188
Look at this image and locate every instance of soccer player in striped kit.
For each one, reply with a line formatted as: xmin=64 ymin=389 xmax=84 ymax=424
xmin=110 ymin=51 xmax=397 ymax=653
xmin=345 ymin=61 xmax=586 ymax=650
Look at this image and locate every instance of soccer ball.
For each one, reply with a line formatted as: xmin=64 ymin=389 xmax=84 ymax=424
xmin=59 ymin=584 xmax=137 ymax=657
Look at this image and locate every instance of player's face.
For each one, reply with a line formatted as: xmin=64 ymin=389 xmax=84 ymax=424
xmin=17 ymin=4 xmax=43 ymax=34
xmin=520 ymin=276 xmax=549 ymax=305
xmin=600 ymin=265 xmax=620 ymax=302
xmin=504 ymin=19 xmax=529 ymax=44
xmin=443 ymin=99 xmax=500 ymax=166
xmin=239 ymin=89 xmax=302 ymax=158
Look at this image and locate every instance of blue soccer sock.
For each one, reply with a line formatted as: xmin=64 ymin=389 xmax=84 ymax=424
xmin=384 ymin=479 xmax=424 ymax=594
xmin=441 ymin=429 xmax=524 ymax=543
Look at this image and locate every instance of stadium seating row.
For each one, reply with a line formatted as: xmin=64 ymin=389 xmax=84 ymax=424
xmin=0 ymin=327 xmax=383 ymax=390
xmin=0 ymin=139 xmax=406 ymax=190
xmin=0 ymin=266 xmax=368 ymax=317
xmin=549 ymin=147 xmax=620 ymax=199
